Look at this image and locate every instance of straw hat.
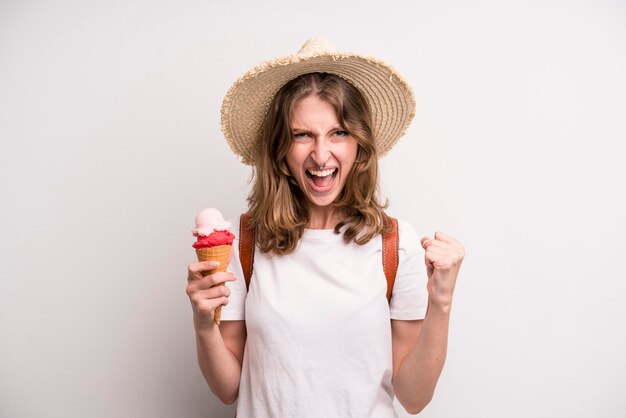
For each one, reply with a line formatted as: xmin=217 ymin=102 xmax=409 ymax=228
xmin=220 ymin=36 xmax=416 ymax=166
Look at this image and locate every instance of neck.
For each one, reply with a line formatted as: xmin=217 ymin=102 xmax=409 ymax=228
xmin=306 ymin=206 xmax=344 ymax=229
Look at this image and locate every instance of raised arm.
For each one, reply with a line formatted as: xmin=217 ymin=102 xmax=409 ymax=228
xmin=391 ymin=231 xmax=464 ymax=414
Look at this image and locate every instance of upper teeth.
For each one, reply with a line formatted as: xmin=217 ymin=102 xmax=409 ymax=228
xmin=308 ymin=168 xmax=335 ymax=177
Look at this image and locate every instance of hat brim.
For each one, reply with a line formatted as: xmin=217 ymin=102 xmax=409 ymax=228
xmin=221 ymin=51 xmax=415 ymax=166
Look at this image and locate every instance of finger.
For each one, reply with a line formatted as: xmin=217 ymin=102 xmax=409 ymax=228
xmin=424 ymin=247 xmax=440 ymax=266
xmin=195 ymin=296 xmax=230 ymax=316
xmin=188 ymin=261 xmax=222 ymax=280
xmin=434 ymin=231 xmax=457 ymax=244
xmin=190 ymin=284 xmax=231 ymax=301
xmin=194 ymin=272 xmax=237 ymax=290
xmin=188 ymin=289 xmax=231 ymax=316
xmin=423 ymin=239 xmax=446 ymax=252
xmin=424 ymin=245 xmax=463 ymax=270
xmin=425 ymin=238 xmax=465 ymax=264
xmin=420 ymin=236 xmax=432 ymax=249
xmin=423 ymin=243 xmax=448 ymax=266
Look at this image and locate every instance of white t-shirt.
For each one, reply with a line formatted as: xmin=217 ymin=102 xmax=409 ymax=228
xmin=221 ymin=218 xmax=428 ymax=418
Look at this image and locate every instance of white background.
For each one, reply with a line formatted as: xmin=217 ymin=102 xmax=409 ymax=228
xmin=1 ymin=0 xmax=625 ymax=417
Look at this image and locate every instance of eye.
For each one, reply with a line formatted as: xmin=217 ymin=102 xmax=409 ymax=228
xmin=293 ymin=132 xmax=311 ymax=141
xmin=334 ymin=130 xmax=349 ymax=137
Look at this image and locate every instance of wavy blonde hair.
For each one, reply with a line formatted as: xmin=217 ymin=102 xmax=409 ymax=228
xmin=247 ymin=73 xmax=392 ymax=255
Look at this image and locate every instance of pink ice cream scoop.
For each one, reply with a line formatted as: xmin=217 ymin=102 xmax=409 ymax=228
xmin=192 ymin=207 xmax=232 ymax=235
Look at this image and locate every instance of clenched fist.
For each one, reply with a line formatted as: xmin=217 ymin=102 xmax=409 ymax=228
xmin=420 ymin=231 xmax=465 ymax=310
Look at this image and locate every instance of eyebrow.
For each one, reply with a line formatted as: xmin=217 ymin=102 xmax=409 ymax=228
xmin=290 ymin=126 xmax=345 ymax=134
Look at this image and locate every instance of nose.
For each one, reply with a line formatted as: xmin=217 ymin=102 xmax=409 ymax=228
xmin=311 ymin=137 xmax=330 ymax=167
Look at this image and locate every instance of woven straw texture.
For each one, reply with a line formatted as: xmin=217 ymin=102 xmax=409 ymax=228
xmin=221 ymin=37 xmax=416 ymax=165
xmin=195 ymin=244 xmax=231 ymax=325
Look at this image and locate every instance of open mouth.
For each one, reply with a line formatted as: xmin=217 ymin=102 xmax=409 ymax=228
xmin=305 ymin=168 xmax=338 ymax=192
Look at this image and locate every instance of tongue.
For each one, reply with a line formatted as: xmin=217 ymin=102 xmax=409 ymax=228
xmin=312 ymin=174 xmax=333 ymax=188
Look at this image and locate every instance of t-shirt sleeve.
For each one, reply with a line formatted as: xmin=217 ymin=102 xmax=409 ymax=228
xmin=389 ymin=219 xmax=429 ymax=320
xmin=219 ymin=217 xmax=247 ymax=321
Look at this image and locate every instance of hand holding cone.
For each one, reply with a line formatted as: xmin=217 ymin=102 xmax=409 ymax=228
xmin=192 ymin=208 xmax=236 ymax=325
xmin=195 ymin=244 xmax=231 ymax=324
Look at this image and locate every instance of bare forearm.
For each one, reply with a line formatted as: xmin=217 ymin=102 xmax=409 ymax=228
xmin=394 ymin=302 xmax=451 ymax=414
xmin=195 ymin=323 xmax=242 ymax=404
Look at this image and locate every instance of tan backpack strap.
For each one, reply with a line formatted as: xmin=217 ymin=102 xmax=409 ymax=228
xmin=239 ymin=212 xmax=255 ymax=290
xmin=382 ymin=217 xmax=399 ymax=303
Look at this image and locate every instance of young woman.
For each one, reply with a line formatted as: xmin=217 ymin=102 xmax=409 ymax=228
xmin=186 ymin=38 xmax=465 ymax=417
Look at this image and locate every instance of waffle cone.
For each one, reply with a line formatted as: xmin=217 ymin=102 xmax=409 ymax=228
xmin=195 ymin=244 xmax=231 ymax=325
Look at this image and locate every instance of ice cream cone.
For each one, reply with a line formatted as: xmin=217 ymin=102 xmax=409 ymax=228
xmin=195 ymin=244 xmax=231 ymax=325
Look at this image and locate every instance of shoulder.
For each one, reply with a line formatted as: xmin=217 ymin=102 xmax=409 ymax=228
xmin=393 ymin=219 xmax=421 ymax=252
